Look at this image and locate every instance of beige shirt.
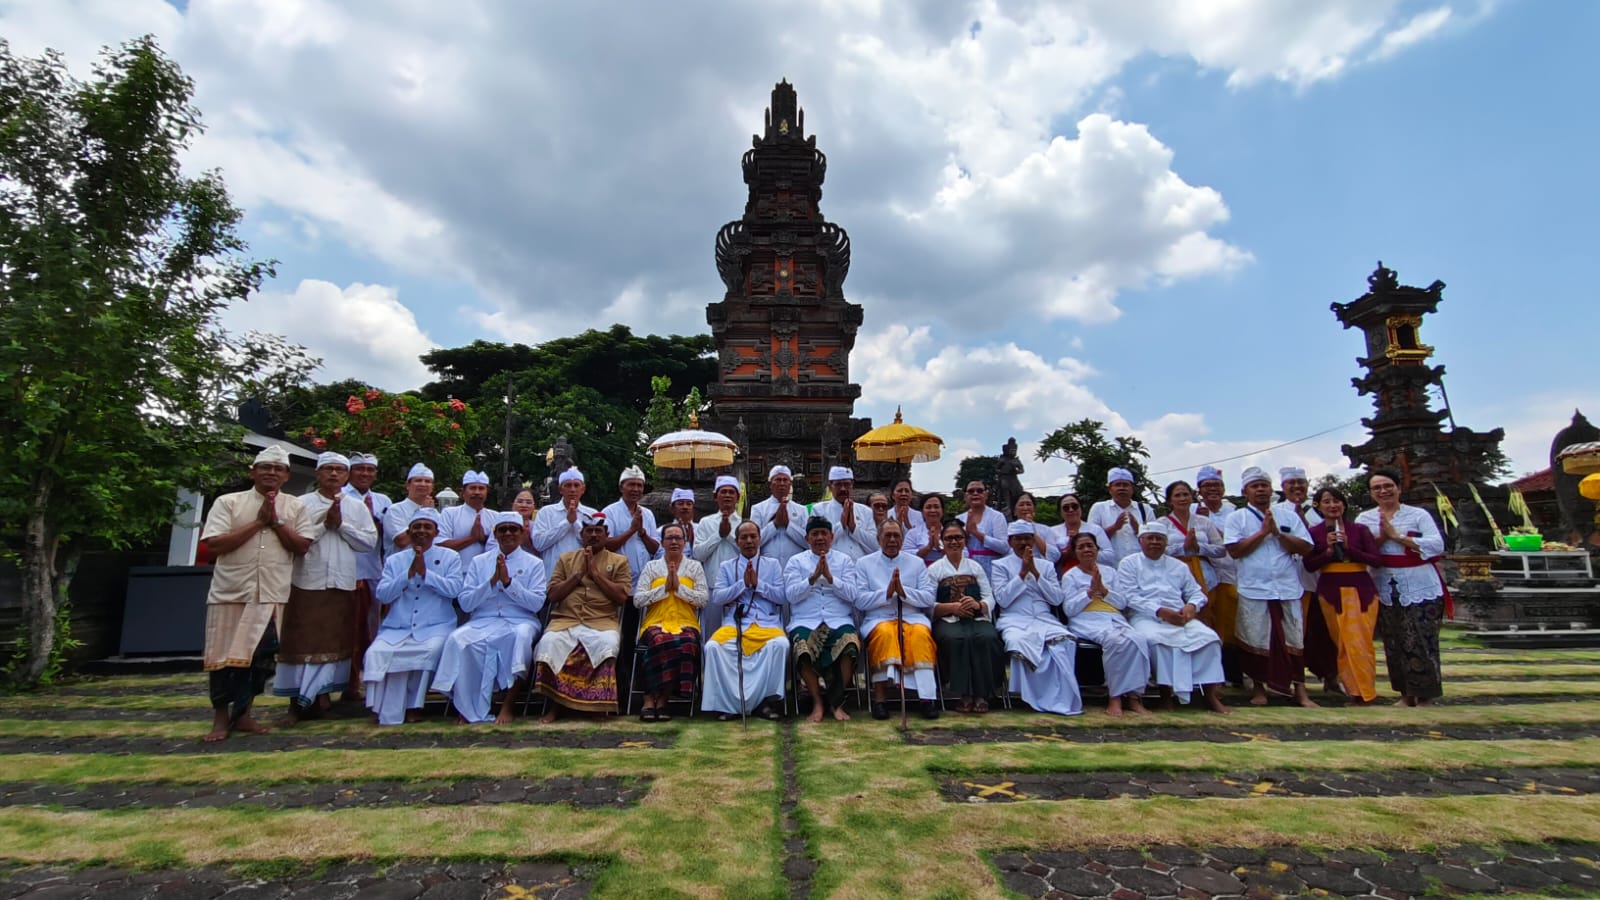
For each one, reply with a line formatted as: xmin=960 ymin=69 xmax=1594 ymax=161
xmin=546 ymin=548 xmax=632 ymax=633
xmin=201 ymin=488 xmax=315 ymax=605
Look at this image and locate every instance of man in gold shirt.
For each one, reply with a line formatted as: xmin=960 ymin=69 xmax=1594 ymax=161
xmin=533 ymin=512 xmax=633 ymax=722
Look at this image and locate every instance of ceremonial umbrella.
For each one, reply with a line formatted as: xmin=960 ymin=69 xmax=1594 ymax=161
xmin=852 ymin=406 xmax=944 ymax=464
xmin=851 ymin=405 xmax=943 ymax=730
xmin=648 ymin=412 xmax=738 ymax=470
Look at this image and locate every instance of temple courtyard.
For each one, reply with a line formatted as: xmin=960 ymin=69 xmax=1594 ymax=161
xmin=3 ymin=631 xmax=1600 ymax=899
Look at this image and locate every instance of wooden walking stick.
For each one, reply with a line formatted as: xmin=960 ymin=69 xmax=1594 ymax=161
xmin=734 ymin=596 xmax=748 ymax=731
xmin=895 ymin=588 xmax=909 ymax=732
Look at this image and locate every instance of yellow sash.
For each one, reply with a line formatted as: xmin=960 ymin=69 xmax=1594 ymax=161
xmin=641 ymin=575 xmax=700 ymax=635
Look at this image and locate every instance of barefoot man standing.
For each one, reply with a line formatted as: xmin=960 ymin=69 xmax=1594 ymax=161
xmin=198 ymin=445 xmax=314 ymax=742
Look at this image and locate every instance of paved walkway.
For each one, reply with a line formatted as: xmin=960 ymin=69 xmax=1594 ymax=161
xmin=941 ymin=766 xmax=1600 ymax=802
xmin=908 ymin=721 xmax=1600 ymax=745
xmin=0 ymin=860 xmax=598 ymax=899
xmin=990 ymin=841 xmax=1600 ymax=898
xmin=0 ymin=776 xmax=648 ymax=811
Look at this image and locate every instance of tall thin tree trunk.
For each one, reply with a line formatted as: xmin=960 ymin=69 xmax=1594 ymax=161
xmin=21 ymin=476 xmax=57 ymax=688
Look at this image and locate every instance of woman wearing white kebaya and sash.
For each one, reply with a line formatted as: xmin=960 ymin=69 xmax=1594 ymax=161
xmin=1162 ymin=480 xmax=1226 ymax=593
xmin=1061 ymin=532 xmax=1150 ymax=717
xmin=992 ymin=521 xmax=1082 ymax=716
xmin=1116 ymin=520 xmax=1230 ymax=714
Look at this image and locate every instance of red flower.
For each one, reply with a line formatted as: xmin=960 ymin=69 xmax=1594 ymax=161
xmin=435 ymin=410 xmax=445 ymax=418
xmin=312 ymin=438 xmax=327 ymax=449
xmin=332 ymin=428 xmax=343 ymax=439
xmin=366 ymin=389 xmax=381 ymax=402
xmin=346 ymin=396 xmax=366 ymax=414
xmin=450 ymin=422 xmax=461 ymax=430
xmin=301 ymin=427 xmax=315 ymax=437
xmin=448 ymin=398 xmax=466 ymax=412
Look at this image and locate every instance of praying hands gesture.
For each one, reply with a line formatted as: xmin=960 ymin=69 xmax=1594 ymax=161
xmin=469 ymin=513 xmax=486 ymax=543
xmin=1259 ymin=508 xmax=1278 ymax=539
xmin=773 ymin=502 xmax=789 ymax=528
xmin=719 ymin=512 xmax=733 ymax=538
xmin=811 ymin=553 xmax=832 ymax=585
xmin=408 ymin=546 xmax=427 ymax=580
xmin=564 ymin=496 xmax=580 ymax=523
xmin=665 ymin=556 xmax=680 ymax=594
xmin=744 ymin=560 xmax=758 ymax=589
xmin=1018 ymin=545 xmax=1039 ymax=580
xmin=1183 ymin=524 xmax=1198 ymax=554
xmin=323 ymin=497 xmax=342 ymax=531
xmin=257 ymin=491 xmax=278 ymax=527
xmin=493 ymin=553 xmax=511 ymax=588
xmin=839 ymin=502 xmax=856 ymax=532
xmin=887 ymin=567 xmax=904 ymax=600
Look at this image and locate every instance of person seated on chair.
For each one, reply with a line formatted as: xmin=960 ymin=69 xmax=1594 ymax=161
xmin=856 ymin=519 xmax=939 ymax=720
xmin=927 ymin=522 xmax=1005 ymax=714
xmin=433 ymin=512 xmax=546 ymax=724
xmin=532 ymin=512 xmax=632 ymax=722
xmin=992 ymin=520 xmax=1082 ymax=716
xmin=705 ymin=520 xmax=789 ymax=721
xmin=364 ymin=508 xmax=463 ymax=725
xmin=631 ymin=522 xmax=708 ymax=722
xmin=783 ymin=515 xmax=863 ymax=723
xmin=1117 ymin=520 xmax=1230 ymax=714
xmin=1060 ymin=531 xmax=1151 ymax=717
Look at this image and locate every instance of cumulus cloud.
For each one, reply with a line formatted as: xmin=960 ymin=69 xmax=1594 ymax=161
xmin=225 ymin=280 xmax=438 ymax=391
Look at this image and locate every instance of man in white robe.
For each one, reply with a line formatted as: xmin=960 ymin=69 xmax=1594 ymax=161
xmin=602 ymin=465 xmax=661 ymax=589
xmin=705 ymin=521 xmax=789 ymax=720
xmin=665 ymin=487 xmax=698 ymax=559
xmin=813 ymin=466 xmax=878 ymax=560
xmin=434 ymin=513 xmax=547 ymax=724
xmin=365 ymin=508 xmax=463 ymax=725
xmin=783 ymin=516 xmax=863 ymax=723
xmin=992 ymin=521 xmax=1082 ymax=716
xmin=856 ymin=520 xmax=939 ymax=720
xmin=1116 ymin=521 xmax=1229 ymax=713
xmin=439 ymin=470 xmax=496 ymax=568
xmin=693 ymin=476 xmax=744 ymax=635
xmin=342 ymin=452 xmax=390 ymax=699
xmin=277 ymin=452 xmax=377 ymax=722
xmin=955 ymin=481 xmax=1009 ymax=576
xmin=1193 ymin=464 xmax=1242 ymax=686
xmin=1224 ymin=466 xmax=1316 ymax=707
xmin=531 ymin=468 xmax=597 ymax=570
xmin=381 ymin=463 xmax=436 ymax=553
xmin=1088 ymin=467 xmax=1157 ymax=567
xmin=199 ymin=445 xmax=315 ymax=742
xmin=751 ymin=465 xmax=809 ymax=564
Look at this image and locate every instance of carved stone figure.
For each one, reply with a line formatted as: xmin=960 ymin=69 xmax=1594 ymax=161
xmin=995 ymin=436 xmax=1026 ymax=515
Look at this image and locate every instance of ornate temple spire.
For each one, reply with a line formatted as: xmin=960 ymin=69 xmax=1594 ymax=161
xmin=760 ymin=78 xmax=805 ymax=144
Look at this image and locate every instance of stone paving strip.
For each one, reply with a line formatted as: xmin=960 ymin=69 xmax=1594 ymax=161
xmin=989 ymin=840 xmax=1600 ymax=898
xmin=0 ymin=730 xmax=675 ymax=755
xmin=907 ymin=721 xmax=1600 ymax=746
xmin=939 ymin=765 xmax=1600 ymax=802
xmin=1449 ymin=672 xmax=1600 ymax=682
xmin=0 ymin=776 xmax=650 ymax=811
xmin=0 ymin=859 xmax=599 ymax=899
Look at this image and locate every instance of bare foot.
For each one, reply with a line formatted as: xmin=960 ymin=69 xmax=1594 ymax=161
xmin=404 ymin=710 xmax=422 ymax=723
xmin=455 ymin=715 xmax=471 ymax=725
xmin=1105 ymin=697 xmax=1123 ymax=718
xmin=539 ymin=708 xmax=559 ymax=724
xmin=806 ymin=705 xmax=824 ymax=723
xmin=1126 ymin=697 xmax=1150 ymax=715
xmin=831 ymin=705 xmax=850 ymax=722
xmin=494 ymin=709 xmax=515 ymax=725
xmin=1208 ymin=696 xmax=1232 ymax=715
xmin=1295 ymin=685 xmax=1319 ymax=708
xmin=1248 ymin=688 xmax=1269 ymax=706
xmin=234 ymin=713 xmax=271 ymax=736
xmin=202 ymin=725 xmax=230 ymax=743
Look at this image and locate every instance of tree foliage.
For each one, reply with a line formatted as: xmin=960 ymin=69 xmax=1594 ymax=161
xmin=298 ymin=389 xmax=479 ymax=496
xmin=953 ymin=456 xmax=999 ymax=506
xmin=0 ymin=38 xmax=286 ymax=686
xmin=1035 ymin=419 xmax=1156 ymax=506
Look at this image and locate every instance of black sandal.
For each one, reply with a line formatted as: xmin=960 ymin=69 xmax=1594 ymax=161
xmin=640 ymin=707 xmax=658 ymax=722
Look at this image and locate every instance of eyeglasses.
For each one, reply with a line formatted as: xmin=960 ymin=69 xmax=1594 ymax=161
xmin=1061 ymin=502 xmax=1080 ymax=509
xmin=942 ymin=535 xmax=965 ymax=542
xmin=870 ymin=504 xmax=889 ymax=511
xmin=966 ymin=487 xmax=987 ymax=494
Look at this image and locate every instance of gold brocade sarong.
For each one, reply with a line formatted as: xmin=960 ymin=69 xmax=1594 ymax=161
xmin=204 ymin=601 xmax=282 ymax=671
xmin=1200 ymin=582 xmax=1238 ymax=647
xmin=866 ymin=621 xmax=937 ymax=676
xmin=709 ymin=624 xmax=786 ymax=656
xmin=1319 ymin=561 xmax=1380 ymax=701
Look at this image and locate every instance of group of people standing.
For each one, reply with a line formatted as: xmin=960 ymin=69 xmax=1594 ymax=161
xmin=197 ymin=446 xmax=1449 ymax=741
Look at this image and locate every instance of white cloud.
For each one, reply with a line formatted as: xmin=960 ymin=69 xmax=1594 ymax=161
xmin=1370 ymin=7 xmax=1454 ymax=61
xmin=226 ymin=280 xmax=437 ymax=391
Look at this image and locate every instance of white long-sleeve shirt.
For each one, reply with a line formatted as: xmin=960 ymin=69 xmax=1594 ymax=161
xmin=955 ymin=507 xmax=1010 ymax=572
xmin=854 ymin=550 xmax=935 ymax=635
xmin=1116 ymin=551 xmax=1208 ymax=616
xmin=440 ymin=504 xmax=497 ymax=569
xmin=1162 ymin=512 xmax=1226 ymax=591
xmin=603 ymin=500 xmax=661 ymax=587
xmin=750 ymin=496 xmax=809 ymax=563
xmin=374 ymin=545 xmax=463 ymax=641
xmin=1355 ymin=504 xmax=1446 ymax=606
xmin=293 ymin=490 xmax=378 ymax=591
xmin=713 ymin=553 xmax=787 ymax=630
xmin=783 ymin=549 xmax=860 ymax=631
xmin=458 ymin=547 xmax=546 ymax=624
xmin=530 ymin=501 xmax=597 ymax=569
xmin=692 ymin=512 xmax=744 ymax=576
xmin=341 ymin=485 xmax=391 ymax=582
xmin=814 ymin=499 xmax=878 ymax=560
xmin=1087 ymin=499 xmax=1156 ymax=567
xmin=926 ymin=556 xmax=994 ymax=622
xmin=1194 ymin=500 xmax=1239 ymax=585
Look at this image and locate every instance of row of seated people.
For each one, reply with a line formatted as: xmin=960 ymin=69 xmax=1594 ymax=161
xmin=350 ymin=501 xmax=1227 ymax=727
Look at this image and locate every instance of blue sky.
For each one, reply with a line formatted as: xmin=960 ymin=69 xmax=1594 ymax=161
xmin=4 ymin=0 xmax=1591 ymax=493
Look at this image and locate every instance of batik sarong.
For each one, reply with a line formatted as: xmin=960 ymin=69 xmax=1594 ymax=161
xmin=1379 ymin=598 xmax=1444 ymax=701
xmin=535 ymin=646 xmax=619 ymax=712
xmin=638 ymin=625 xmax=701 ymax=698
xmin=208 ymin=621 xmax=277 ymax=726
xmin=789 ymin=623 xmax=860 ymax=707
xmin=1237 ymin=597 xmax=1304 ymax=697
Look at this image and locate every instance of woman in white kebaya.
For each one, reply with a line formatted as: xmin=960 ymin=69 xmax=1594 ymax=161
xmin=1061 ymin=532 xmax=1151 ymax=717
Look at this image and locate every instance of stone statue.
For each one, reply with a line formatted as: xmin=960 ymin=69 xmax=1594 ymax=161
xmin=541 ymin=436 xmax=576 ymax=504
xmin=1552 ymin=410 xmax=1600 ymax=548
xmin=995 ymin=436 xmax=1026 ymax=515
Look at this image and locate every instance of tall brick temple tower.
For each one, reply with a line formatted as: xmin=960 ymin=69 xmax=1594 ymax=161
xmin=703 ymin=80 xmax=887 ymax=503
xmin=1332 ymin=261 xmax=1506 ymax=512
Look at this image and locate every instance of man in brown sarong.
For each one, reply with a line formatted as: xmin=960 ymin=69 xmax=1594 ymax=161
xmin=198 ymin=445 xmax=315 ymax=742
xmin=533 ymin=512 xmax=632 ymax=722
xmin=275 ymin=451 xmax=377 ymax=723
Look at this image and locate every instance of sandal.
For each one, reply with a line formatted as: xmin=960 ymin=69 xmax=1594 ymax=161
xmin=972 ymin=699 xmax=989 ymax=714
xmin=639 ymin=707 xmax=658 ymax=722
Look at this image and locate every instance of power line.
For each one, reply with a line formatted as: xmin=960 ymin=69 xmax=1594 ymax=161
xmin=1020 ymin=418 xmax=1363 ymax=493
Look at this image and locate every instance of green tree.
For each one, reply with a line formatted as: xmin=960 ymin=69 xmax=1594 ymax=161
xmin=298 ymin=389 xmax=479 ymax=497
xmin=1035 ymin=419 xmax=1156 ymax=506
xmin=0 ymin=38 xmax=283 ymax=686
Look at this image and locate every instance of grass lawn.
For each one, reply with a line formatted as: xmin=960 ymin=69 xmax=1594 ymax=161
xmin=3 ymin=640 xmax=1600 ymax=897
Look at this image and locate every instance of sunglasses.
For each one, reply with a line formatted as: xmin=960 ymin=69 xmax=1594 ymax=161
xmin=966 ymin=487 xmax=987 ymax=494
xmin=1061 ymin=502 xmax=1080 ymax=509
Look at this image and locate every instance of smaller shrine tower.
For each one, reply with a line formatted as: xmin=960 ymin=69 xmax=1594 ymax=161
xmin=1332 ymin=262 xmax=1505 ymax=509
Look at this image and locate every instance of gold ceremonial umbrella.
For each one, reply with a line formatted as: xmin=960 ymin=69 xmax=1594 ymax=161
xmin=648 ymin=412 xmax=738 ymax=470
xmin=853 ymin=406 xmax=944 ymax=464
